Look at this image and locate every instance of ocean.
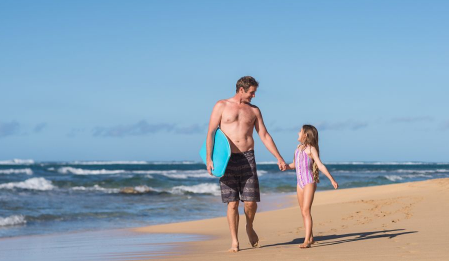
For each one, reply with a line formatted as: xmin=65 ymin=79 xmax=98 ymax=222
xmin=1 ymin=159 xmax=448 ymax=238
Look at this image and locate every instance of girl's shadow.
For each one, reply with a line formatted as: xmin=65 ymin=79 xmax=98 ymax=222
xmin=261 ymin=229 xmax=417 ymax=248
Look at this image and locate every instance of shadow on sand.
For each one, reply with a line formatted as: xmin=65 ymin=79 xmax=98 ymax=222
xmin=260 ymin=229 xmax=418 ymax=249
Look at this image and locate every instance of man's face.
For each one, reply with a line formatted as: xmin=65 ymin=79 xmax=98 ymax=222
xmin=240 ymin=86 xmax=257 ymax=103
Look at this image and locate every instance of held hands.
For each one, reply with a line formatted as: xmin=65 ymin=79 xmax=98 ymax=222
xmin=277 ymin=159 xmax=287 ymax=171
xmin=206 ymin=159 xmax=214 ymax=176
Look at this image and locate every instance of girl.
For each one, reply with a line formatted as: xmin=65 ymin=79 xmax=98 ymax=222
xmin=286 ymin=124 xmax=338 ymax=248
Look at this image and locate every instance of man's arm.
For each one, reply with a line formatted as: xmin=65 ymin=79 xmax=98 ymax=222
xmin=254 ymin=107 xmax=287 ymax=170
xmin=206 ymin=101 xmax=225 ymax=175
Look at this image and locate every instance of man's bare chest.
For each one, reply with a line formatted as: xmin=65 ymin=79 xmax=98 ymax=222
xmin=221 ymin=107 xmax=256 ymax=125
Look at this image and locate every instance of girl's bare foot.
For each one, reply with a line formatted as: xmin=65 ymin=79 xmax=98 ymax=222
xmin=228 ymin=247 xmax=239 ymax=253
xmin=228 ymin=242 xmax=239 ymax=253
xmin=299 ymin=242 xmax=311 ymax=248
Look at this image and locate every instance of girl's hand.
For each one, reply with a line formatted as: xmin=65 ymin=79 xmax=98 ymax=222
xmin=331 ymin=180 xmax=338 ymax=189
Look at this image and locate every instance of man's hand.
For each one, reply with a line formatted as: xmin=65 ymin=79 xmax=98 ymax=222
xmin=331 ymin=179 xmax=338 ymax=189
xmin=207 ymin=159 xmax=214 ymax=176
xmin=277 ymin=159 xmax=287 ymax=171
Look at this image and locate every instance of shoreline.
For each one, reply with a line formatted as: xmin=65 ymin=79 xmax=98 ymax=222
xmin=1 ymin=179 xmax=449 ymax=260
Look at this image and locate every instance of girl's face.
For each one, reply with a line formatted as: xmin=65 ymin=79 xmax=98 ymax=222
xmin=298 ymin=128 xmax=304 ymax=143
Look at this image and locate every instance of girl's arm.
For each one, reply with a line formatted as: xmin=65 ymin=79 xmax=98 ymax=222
xmin=310 ymin=147 xmax=338 ymax=189
xmin=285 ymin=154 xmax=295 ymax=170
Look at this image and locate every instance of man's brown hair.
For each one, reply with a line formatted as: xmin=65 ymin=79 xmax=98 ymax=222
xmin=236 ymin=76 xmax=259 ymax=93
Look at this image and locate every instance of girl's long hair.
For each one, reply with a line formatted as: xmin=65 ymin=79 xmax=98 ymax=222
xmin=302 ymin=124 xmax=320 ymax=183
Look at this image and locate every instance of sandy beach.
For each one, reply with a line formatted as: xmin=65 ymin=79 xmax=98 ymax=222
xmin=134 ymin=178 xmax=449 ymax=260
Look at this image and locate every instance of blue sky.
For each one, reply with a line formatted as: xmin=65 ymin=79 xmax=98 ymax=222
xmin=1 ymin=0 xmax=448 ymax=162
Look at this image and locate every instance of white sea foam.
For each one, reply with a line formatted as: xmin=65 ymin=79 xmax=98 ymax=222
xmin=384 ymin=175 xmax=404 ymax=181
xmin=0 ymin=178 xmax=55 ymax=191
xmin=72 ymin=185 xmax=120 ymax=193
xmin=327 ymin=161 xmax=441 ymax=165
xmin=56 ymin=167 xmax=218 ymax=179
xmin=257 ymin=161 xmax=277 ymax=165
xmin=395 ymin=169 xmax=448 ymax=174
xmin=69 ymin=161 xmax=150 ymax=165
xmin=149 ymin=161 xmax=198 ymax=165
xmin=0 ymin=168 xmax=33 ymax=175
xmin=0 ymin=215 xmax=27 ymax=227
xmin=170 ymin=183 xmax=221 ymax=196
xmin=384 ymin=174 xmax=431 ymax=182
xmin=58 ymin=167 xmax=126 ymax=175
xmin=257 ymin=170 xmax=267 ymax=176
xmin=157 ymin=170 xmax=213 ymax=179
xmin=134 ymin=185 xmax=154 ymax=193
xmin=0 ymin=159 xmax=35 ymax=165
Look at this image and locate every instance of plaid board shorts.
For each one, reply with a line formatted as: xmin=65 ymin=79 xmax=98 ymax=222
xmin=219 ymin=150 xmax=260 ymax=203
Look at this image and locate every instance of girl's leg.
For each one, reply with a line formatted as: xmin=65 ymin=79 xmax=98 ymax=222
xmin=296 ymin=185 xmax=305 ymax=227
xmin=299 ymin=183 xmax=316 ymax=248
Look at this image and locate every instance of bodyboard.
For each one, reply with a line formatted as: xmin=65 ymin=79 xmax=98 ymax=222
xmin=199 ymin=128 xmax=231 ymax=177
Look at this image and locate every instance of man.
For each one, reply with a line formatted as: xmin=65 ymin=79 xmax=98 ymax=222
xmin=206 ymin=76 xmax=287 ymax=252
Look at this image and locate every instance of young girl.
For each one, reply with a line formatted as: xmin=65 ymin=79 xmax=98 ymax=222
xmin=286 ymin=124 xmax=338 ymax=248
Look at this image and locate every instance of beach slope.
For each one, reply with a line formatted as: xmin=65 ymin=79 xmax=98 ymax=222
xmin=134 ymin=178 xmax=449 ymax=260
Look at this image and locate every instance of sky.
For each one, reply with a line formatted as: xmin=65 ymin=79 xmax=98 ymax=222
xmin=1 ymin=0 xmax=448 ymax=162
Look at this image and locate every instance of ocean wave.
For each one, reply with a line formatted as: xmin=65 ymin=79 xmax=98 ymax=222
xmin=148 ymin=161 xmax=198 ymax=165
xmin=58 ymin=167 xmax=126 ymax=175
xmin=0 ymin=159 xmax=34 ymax=165
xmin=170 ymin=183 xmax=221 ymax=196
xmin=72 ymin=185 xmax=120 ymax=193
xmin=327 ymin=161 xmax=444 ymax=165
xmin=0 ymin=215 xmax=27 ymax=227
xmin=332 ymin=169 xmax=449 ymax=174
xmin=257 ymin=161 xmax=277 ymax=165
xmin=257 ymin=170 xmax=267 ymax=176
xmin=72 ymin=185 xmax=161 ymax=194
xmin=384 ymin=174 xmax=432 ymax=182
xmin=0 ymin=168 xmax=33 ymax=175
xmin=0 ymin=177 xmax=55 ymax=191
xmin=395 ymin=169 xmax=449 ymax=174
xmin=68 ymin=161 xmax=150 ymax=165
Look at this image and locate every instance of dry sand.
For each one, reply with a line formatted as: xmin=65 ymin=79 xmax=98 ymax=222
xmin=134 ymin=178 xmax=449 ymax=260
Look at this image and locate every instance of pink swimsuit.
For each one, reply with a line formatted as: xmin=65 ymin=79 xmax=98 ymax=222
xmin=295 ymin=147 xmax=315 ymax=189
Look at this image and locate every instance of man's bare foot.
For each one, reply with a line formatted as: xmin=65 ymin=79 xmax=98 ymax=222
xmin=246 ymin=225 xmax=259 ymax=247
xmin=299 ymin=242 xmax=311 ymax=248
xmin=310 ymin=237 xmax=316 ymax=244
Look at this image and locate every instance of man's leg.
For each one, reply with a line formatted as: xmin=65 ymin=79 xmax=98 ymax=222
xmin=244 ymin=201 xmax=259 ymax=247
xmin=227 ymin=201 xmax=240 ymax=252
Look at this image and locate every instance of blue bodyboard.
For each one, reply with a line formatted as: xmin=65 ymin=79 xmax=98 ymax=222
xmin=199 ymin=128 xmax=231 ymax=177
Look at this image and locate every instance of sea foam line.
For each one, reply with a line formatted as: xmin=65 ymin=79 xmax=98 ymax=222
xmin=0 ymin=168 xmax=33 ymax=175
xmin=384 ymin=174 xmax=432 ymax=182
xmin=0 ymin=159 xmax=34 ymax=165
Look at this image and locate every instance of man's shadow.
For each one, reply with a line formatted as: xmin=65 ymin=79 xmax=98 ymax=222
xmin=260 ymin=229 xmax=417 ymax=248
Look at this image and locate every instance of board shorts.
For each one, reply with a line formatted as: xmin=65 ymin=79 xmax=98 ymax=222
xmin=219 ymin=150 xmax=260 ymax=203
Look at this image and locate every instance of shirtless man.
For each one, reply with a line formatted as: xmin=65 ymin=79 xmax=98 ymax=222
xmin=206 ymin=76 xmax=287 ymax=252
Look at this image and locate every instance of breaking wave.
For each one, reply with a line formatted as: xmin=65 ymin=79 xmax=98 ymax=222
xmin=0 ymin=178 xmax=55 ymax=191
xmin=170 ymin=183 xmax=221 ymax=196
xmin=0 ymin=215 xmax=27 ymax=227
